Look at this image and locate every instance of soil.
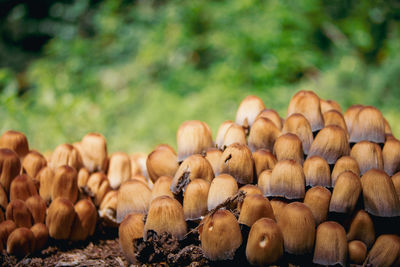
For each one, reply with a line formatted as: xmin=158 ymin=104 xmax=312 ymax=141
xmin=0 ymin=227 xmax=130 ymax=267
xmin=1 ymin=238 xmax=127 ymax=267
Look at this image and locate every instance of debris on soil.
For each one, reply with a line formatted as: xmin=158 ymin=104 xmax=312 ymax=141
xmin=167 ymin=245 xmax=208 ymax=267
xmin=0 ymin=223 xmax=128 ymax=267
xmin=0 ymin=239 xmax=128 ymax=267
xmin=134 ymin=230 xmax=209 ymax=267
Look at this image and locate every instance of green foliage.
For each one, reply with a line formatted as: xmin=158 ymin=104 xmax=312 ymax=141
xmin=0 ymin=0 xmax=399 ymax=153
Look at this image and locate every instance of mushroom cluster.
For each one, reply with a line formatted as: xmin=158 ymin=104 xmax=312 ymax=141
xmin=1 ymin=90 xmax=400 ymax=266
xmin=0 ymin=131 xmax=149 ymax=259
xmin=119 ymin=91 xmax=400 ymax=266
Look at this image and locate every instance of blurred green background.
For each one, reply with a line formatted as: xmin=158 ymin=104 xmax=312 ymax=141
xmin=1 ymin=0 xmax=399 ymax=153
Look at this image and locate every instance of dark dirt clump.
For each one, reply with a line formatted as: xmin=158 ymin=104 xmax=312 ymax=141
xmin=134 ymin=230 xmax=209 ymax=267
